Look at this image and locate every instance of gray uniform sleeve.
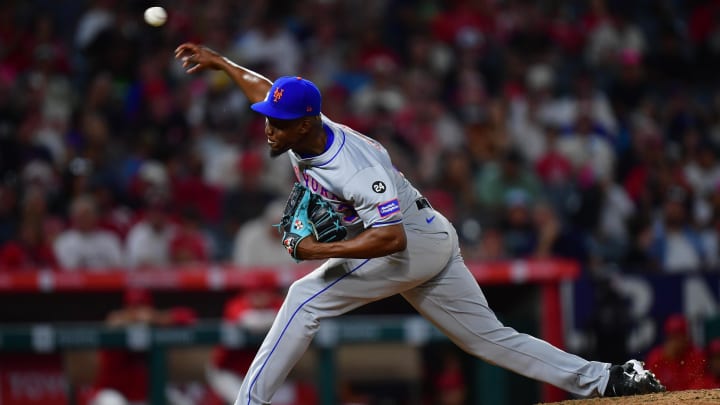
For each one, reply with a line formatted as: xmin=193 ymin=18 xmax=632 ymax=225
xmin=344 ymin=166 xmax=403 ymax=228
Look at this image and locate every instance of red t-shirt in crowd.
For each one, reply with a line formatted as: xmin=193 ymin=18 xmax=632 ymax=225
xmin=0 ymin=241 xmax=57 ymax=271
xmin=211 ymin=294 xmax=283 ymax=375
xmin=92 ymin=350 xmax=149 ymax=403
xmin=645 ymin=345 xmax=707 ymax=391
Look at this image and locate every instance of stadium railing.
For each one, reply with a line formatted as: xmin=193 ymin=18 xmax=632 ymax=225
xmin=0 ymin=259 xmax=579 ymax=404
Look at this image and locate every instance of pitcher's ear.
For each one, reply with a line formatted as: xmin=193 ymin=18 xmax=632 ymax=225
xmin=299 ymin=116 xmax=319 ymax=134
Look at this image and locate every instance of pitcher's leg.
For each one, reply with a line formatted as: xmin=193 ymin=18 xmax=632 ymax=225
xmin=234 ymin=259 xmax=368 ymax=405
xmin=234 ymin=282 xmax=322 ymax=405
xmin=402 ymin=256 xmax=611 ymax=398
xmin=235 ymin=253 xmax=437 ymax=405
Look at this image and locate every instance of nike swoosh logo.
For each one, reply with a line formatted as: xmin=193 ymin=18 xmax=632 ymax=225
xmin=425 ymin=215 xmax=436 ymax=224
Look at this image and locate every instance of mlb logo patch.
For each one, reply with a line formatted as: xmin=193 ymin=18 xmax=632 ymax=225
xmin=377 ymin=199 xmax=400 ymax=218
xmin=294 ymin=219 xmax=304 ymax=230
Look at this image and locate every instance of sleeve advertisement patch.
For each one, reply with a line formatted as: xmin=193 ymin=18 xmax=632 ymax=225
xmin=377 ymin=199 xmax=400 ymax=218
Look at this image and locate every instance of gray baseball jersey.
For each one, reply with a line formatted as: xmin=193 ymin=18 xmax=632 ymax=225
xmin=236 ymin=116 xmax=612 ymax=405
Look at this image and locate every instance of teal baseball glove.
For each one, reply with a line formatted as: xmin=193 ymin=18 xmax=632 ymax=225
xmin=277 ymin=183 xmax=347 ymax=260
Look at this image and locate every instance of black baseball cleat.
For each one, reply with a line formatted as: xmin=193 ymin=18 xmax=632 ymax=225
xmin=604 ymin=359 xmax=666 ymax=397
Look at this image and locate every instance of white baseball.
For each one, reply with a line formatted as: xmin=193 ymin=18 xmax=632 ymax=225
xmin=144 ymin=6 xmax=167 ymax=27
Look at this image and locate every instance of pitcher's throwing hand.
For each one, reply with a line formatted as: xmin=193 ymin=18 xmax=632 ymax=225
xmin=174 ymin=43 xmax=224 ymax=73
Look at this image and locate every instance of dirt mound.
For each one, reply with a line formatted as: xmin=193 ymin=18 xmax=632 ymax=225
xmin=538 ymin=389 xmax=720 ymax=405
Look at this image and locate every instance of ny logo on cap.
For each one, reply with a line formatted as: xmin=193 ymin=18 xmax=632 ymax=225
xmin=273 ymin=88 xmax=284 ymax=103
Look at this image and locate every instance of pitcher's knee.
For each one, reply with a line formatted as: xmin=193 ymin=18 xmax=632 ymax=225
xmin=284 ymin=279 xmax=321 ymax=330
xmin=285 ymin=277 xmax=317 ymax=305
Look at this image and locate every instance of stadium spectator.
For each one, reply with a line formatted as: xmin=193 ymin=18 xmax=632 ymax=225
xmin=232 ymin=199 xmax=296 ymax=268
xmin=700 ymin=183 xmax=720 ymax=268
xmin=464 ymin=121 xmax=504 ymax=169
xmin=230 ymin=10 xmax=301 ymax=78
xmin=546 ymin=4 xmax=586 ymax=55
xmin=125 ymin=192 xmax=175 ymax=269
xmin=645 ymin=314 xmax=706 ymax=392
xmin=433 ymin=350 xmax=467 ymax=405
xmin=125 ymin=160 xmax=170 ymax=209
xmin=169 ymin=151 xmax=223 ymax=225
xmin=0 ymin=184 xmax=62 ymax=270
xmin=474 ymin=148 xmax=542 ymax=213
xmin=92 ymin=182 xmax=134 ymax=241
xmin=422 ymin=149 xmax=476 ymax=224
xmin=83 ymin=288 xmax=198 ymax=405
xmin=533 ymin=124 xmax=576 ymax=217
xmin=430 ymin=0 xmax=495 ymax=46
xmin=684 ymin=143 xmax=720 ymax=201
xmin=507 ymin=62 xmax=556 ymax=140
xmin=221 ymin=151 xmax=279 ymax=231
xmin=595 ymin=179 xmax=636 ymax=262
xmin=0 ymin=218 xmax=57 ymax=271
xmin=461 ymin=98 xmax=508 ymax=162
xmin=53 ymin=194 xmax=124 ymax=271
xmin=607 ymin=48 xmax=648 ymax=118
xmin=504 ymin=2 xmax=554 ymax=65
xmin=498 ymin=193 xmax=588 ymax=263
xmin=395 ymin=90 xmax=466 ymax=160
xmin=301 ymin=19 xmax=345 ymax=91
xmin=168 ymin=206 xmax=210 ymax=264
xmin=585 ymin=11 xmax=646 ymax=70
xmin=532 ymin=200 xmax=588 ymax=263
xmin=556 ymin=111 xmax=616 ymax=182
xmin=694 ymin=338 xmax=720 ymax=389
xmin=468 ymin=224 xmax=507 ymax=262
xmin=621 ymin=134 xmax=670 ymax=207
xmin=74 ymin=0 xmax=115 ymax=55
xmin=499 ymin=189 xmax=536 ymax=258
xmin=541 ymin=72 xmax=618 ymax=139
xmin=0 ymin=184 xmax=19 ymax=245
xmin=507 ymin=64 xmax=554 ymax=164
xmin=645 ymin=26 xmax=694 ymax=85
xmin=364 ymin=105 xmax=420 ymax=183
xmin=648 ymin=187 xmax=708 ymax=273
xmin=689 ymin=0 xmax=720 ymax=80
xmin=350 ymin=52 xmax=405 ymax=117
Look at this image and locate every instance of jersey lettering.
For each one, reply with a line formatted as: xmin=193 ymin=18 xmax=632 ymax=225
xmin=300 ymin=172 xmax=340 ymax=201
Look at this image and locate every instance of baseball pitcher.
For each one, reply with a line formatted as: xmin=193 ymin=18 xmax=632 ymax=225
xmin=174 ymin=42 xmax=665 ymax=405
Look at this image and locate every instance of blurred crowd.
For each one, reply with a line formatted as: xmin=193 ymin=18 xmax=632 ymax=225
xmin=3 ymin=0 xmax=720 ymax=275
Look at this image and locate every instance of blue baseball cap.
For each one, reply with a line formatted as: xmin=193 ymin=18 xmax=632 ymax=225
xmin=251 ymin=76 xmax=322 ymax=120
